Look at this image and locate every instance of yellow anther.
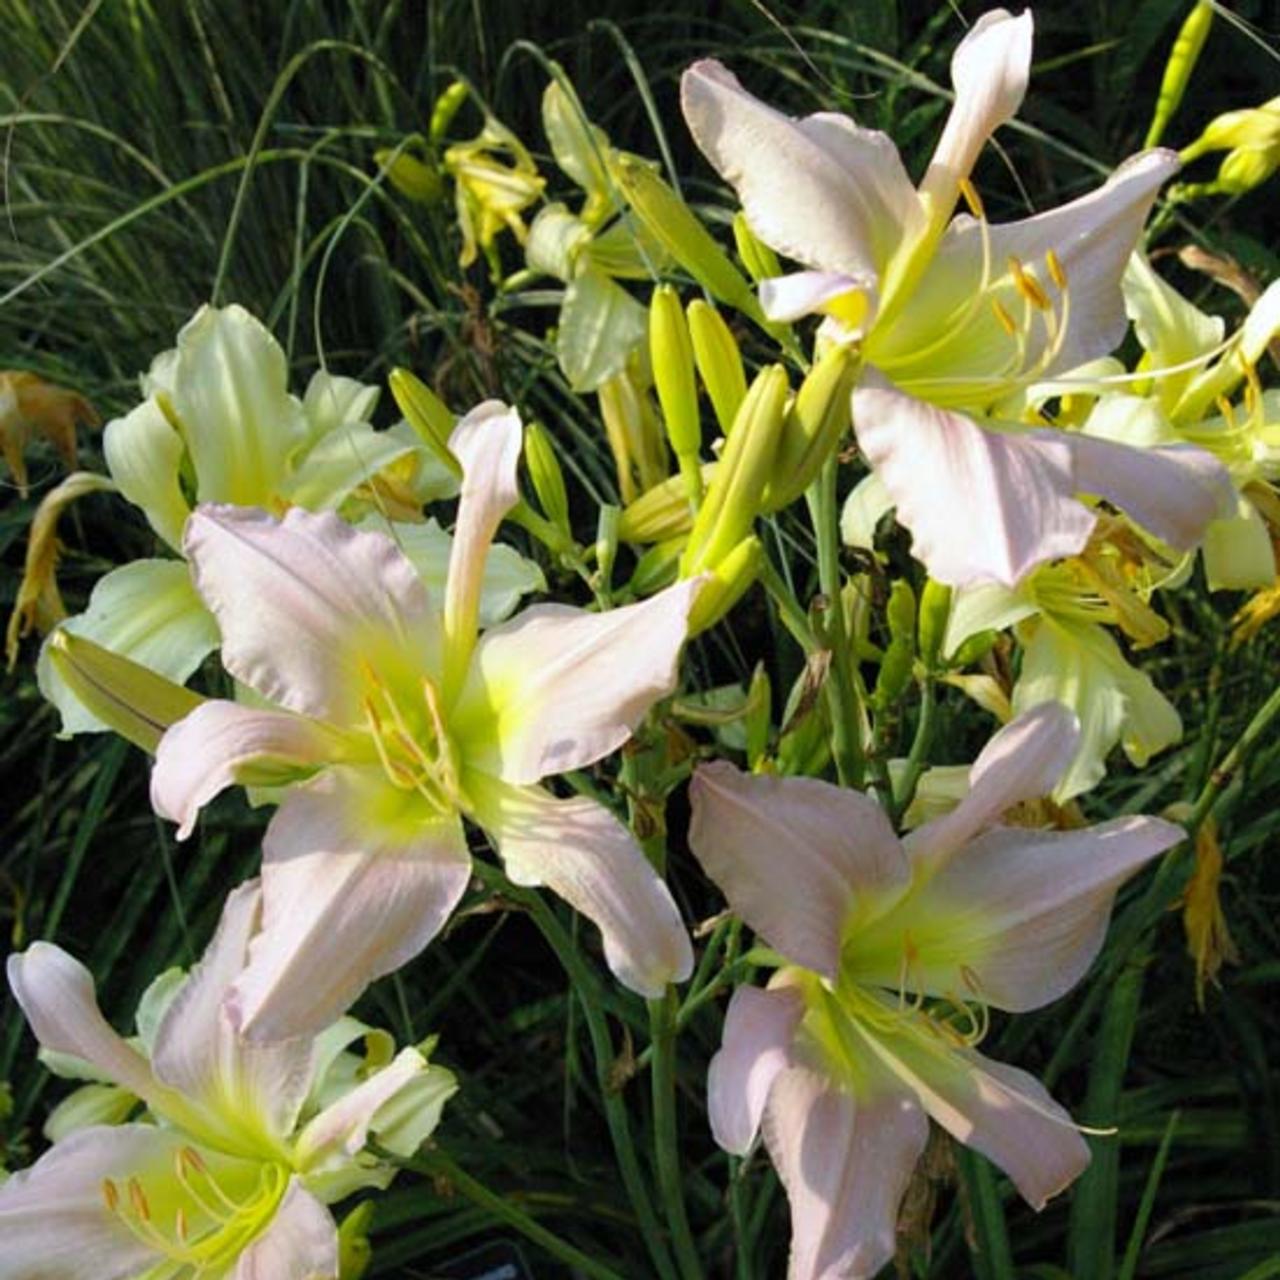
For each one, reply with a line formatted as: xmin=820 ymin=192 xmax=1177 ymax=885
xmin=1009 ymin=255 xmax=1051 ymax=310
xmin=180 ymin=1145 xmax=207 ymax=1176
xmin=102 ymin=1178 xmax=120 ymax=1213
xmin=991 ymin=298 xmax=1019 ymax=337
xmin=959 ymin=963 xmax=984 ymax=997
xmin=175 ymin=1207 xmax=188 ymax=1244
xmin=959 ymin=176 xmax=986 ymax=220
xmin=128 ymin=1177 xmax=151 ymax=1222
xmin=1216 ymin=395 xmax=1238 ymax=430
xmin=1045 ymin=249 xmax=1068 ymax=291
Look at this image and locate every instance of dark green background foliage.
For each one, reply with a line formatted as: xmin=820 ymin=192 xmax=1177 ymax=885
xmin=1 ymin=2 xmax=1278 ymax=1276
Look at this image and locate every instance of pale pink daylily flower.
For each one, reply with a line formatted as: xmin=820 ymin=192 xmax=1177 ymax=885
xmin=0 ymin=881 xmax=456 ymax=1280
xmin=688 ymin=704 xmax=1183 ymax=1280
xmin=681 ymin=11 xmax=1232 ymax=587
xmin=149 ymin=401 xmax=696 ymax=1040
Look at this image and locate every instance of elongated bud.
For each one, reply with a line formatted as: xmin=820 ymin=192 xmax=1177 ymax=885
xmin=628 ymin=536 xmax=684 ymax=595
xmin=872 ymin=581 xmax=917 ymax=710
xmin=612 ymin=155 xmax=761 ymax=319
xmin=598 ymin=369 xmax=668 ymax=503
xmin=681 ymin=365 xmax=788 ymax=575
xmin=744 ymin=662 xmax=771 ymax=770
xmin=1144 ymin=1 xmax=1214 ymax=148
xmin=1215 ymin=140 xmax=1280 ymax=196
xmin=687 ymin=535 xmax=763 ymax=635
xmin=618 ymin=465 xmax=715 ymax=543
xmin=523 ymin=421 xmax=570 ymax=535
xmin=649 ymin=285 xmax=703 ymax=505
xmin=44 ymin=630 xmax=204 ymax=753
xmin=430 ymin=80 xmax=469 ymax=143
xmin=374 ymin=148 xmax=445 ymax=205
xmin=338 ymin=1202 xmax=376 ymax=1280
xmin=595 ymin=503 xmax=620 ymax=598
xmin=763 ymin=343 xmax=857 ymax=512
xmin=1181 ymin=96 xmax=1280 ymax=160
xmin=732 ymin=212 xmax=782 ymax=282
xmin=389 ymin=369 xmax=461 ymax=478
xmin=687 ymin=301 xmax=746 ymax=435
xmin=916 ymin=579 xmax=952 ymax=671
xmin=949 ymin=628 xmax=997 ymax=669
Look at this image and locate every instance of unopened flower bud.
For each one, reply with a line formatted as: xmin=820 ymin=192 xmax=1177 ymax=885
xmin=618 ymin=465 xmax=715 ymax=543
xmin=916 ymin=579 xmax=952 ymax=671
xmin=338 ymin=1202 xmax=376 ymax=1280
xmin=687 ymin=535 xmax=763 ymax=635
xmin=389 ymin=369 xmax=461 ymax=479
xmin=524 ymin=421 xmax=570 ymax=535
xmin=873 ymin=580 xmax=917 ymax=709
xmin=429 ymin=81 xmax=469 ymax=143
xmin=744 ymin=661 xmax=772 ymax=770
xmin=612 ymin=155 xmax=761 ymax=319
xmin=732 ymin=211 xmax=782 ymax=282
xmin=687 ymin=300 xmax=747 ymax=435
xmin=681 ymin=365 xmax=788 ymax=575
xmin=650 ymin=285 xmax=703 ymax=504
xmin=374 ymin=148 xmax=445 ymax=205
xmin=43 ymin=630 xmax=204 ymax=754
xmin=628 ymin=537 xmax=684 ymax=595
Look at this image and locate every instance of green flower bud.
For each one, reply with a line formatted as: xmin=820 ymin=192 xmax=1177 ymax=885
xmin=612 ymin=155 xmax=761 ymax=319
xmin=687 ymin=300 xmax=747 ymax=436
xmin=949 ymin=628 xmax=998 ymax=669
xmin=524 ymin=421 xmax=570 ymax=535
xmin=628 ymin=537 xmax=684 ymax=595
xmin=873 ymin=580 xmax=917 ymax=710
xmin=618 ymin=464 xmax=716 ymax=543
xmin=916 ymin=579 xmax=952 ymax=671
xmin=389 ymin=369 xmax=461 ymax=479
xmin=1144 ymin=1 xmax=1214 ymax=148
xmin=681 ymin=365 xmax=788 ymax=575
xmin=687 ymin=534 xmax=763 ymax=635
xmin=732 ymin=211 xmax=782 ymax=282
xmin=430 ymin=80 xmax=470 ymax=143
xmin=45 ymin=630 xmax=204 ymax=754
xmin=338 ymin=1202 xmax=376 ymax=1280
xmin=763 ymin=343 xmax=857 ymax=512
xmin=744 ymin=661 xmax=772 ymax=770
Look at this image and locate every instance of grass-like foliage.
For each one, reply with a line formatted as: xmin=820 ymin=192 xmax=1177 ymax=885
xmin=1 ymin=1 xmax=1279 ymax=1277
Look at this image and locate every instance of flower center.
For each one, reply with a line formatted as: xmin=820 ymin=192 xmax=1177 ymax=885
xmin=102 ymin=1147 xmax=288 ymax=1277
xmin=359 ymin=660 xmax=461 ymax=813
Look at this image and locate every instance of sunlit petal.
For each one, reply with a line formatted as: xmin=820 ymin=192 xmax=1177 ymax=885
xmin=102 ymin=398 xmax=190 ymax=550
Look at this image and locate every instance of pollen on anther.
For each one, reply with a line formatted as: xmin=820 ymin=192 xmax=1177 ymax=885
xmin=175 ymin=1206 xmax=189 ymax=1243
xmin=128 ymin=1177 xmax=151 ymax=1222
xmin=180 ymin=1146 xmax=208 ymax=1175
xmin=1045 ymin=249 xmax=1068 ymax=290
xmin=991 ymin=299 xmax=1018 ymax=337
xmin=1009 ymin=255 xmax=1051 ymax=310
xmin=102 ymin=1178 xmax=120 ymax=1213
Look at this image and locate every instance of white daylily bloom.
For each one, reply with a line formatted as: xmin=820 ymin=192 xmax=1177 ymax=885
xmin=683 ymin=13 xmax=1232 ymax=587
xmin=689 ymin=705 xmax=1183 ymax=1280
xmin=37 ymin=305 xmax=537 ymax=736
xmin=149 ymin=401 xmax=696 ymax=1039
xmin=0 ymin=881 xmax=456 ymax=1280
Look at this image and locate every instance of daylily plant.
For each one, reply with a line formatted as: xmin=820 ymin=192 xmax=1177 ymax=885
xmin=0 ymin=880 xmax=456 ymax=1280
xmin=681 ymin=10 xmax=1233 ymax=587
xmin=149 ymin=401 xmax=697 ymax=1040
xmin=28 ymin=303 xmax=539 ymax=737
xmin=688 ymin=703 xmax=1183 ymax=1280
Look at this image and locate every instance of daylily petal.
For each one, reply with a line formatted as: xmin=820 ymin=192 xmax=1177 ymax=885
xmin=7 ymin=945 xmax=155 ymax=1102
xmin=854 ymin=1013 xmax=1090 ymax=1210
xmin=165 ymin=304 xmax=308 ymax=506
xmin=1013 ymin=615 xmax=1181 ymax=800
xmin=151 ymin=700 xmax=336 ymax=840
xmin=905 ymin=702 xmax=1079 ymax=869
xmin=708 ymin=984 xmax=804 ymax=1154
xmin=44 ymin=1082 xmax=138 ymax=1142
xmin=689 ymin=762 xmax=907 ymax=977
xmin=452 ymin=578 xmax=699 ymax=785
xmin=1203 ymin=502 xmax=1277 ymax=590
xmin=1067 ymin=432 xmax=1233 ymax=551
xmin=873 ymin=151 xmax=1180 ymax=406
xmin=942 ymin=579 xmax=1037 ymax=657
xmin=839 ymin=469 xmax=894 ymax=551
xmin=759 ymin=271 xmax=869 ymax=326
xmin=356 ymin=516 xmax=544 ymax=626
xmin=364 ymin=1061 xmax=459 ymax=1159
xmin=234 ymin=1178 xmax=338 ymax=1280
xmin=37 ymin=559 xmax=219 ymax=737
xmin=557 ymin=266 xmax=649 ymax=392
xmin=228 ymin=767 xmax=471 ymax=1040
xmin=762 ymin=1066 xmax=928 ymax=1280
xmin=151 ymin=881 xmax=314 ymax=1144
xmin=295 ymin=1047 xmax=426 ymax=1170
xmin=0 ymin=1124 xmax=190 ymax=1280
xmin=442 ymin=401 xmax=524 ymax=694
xmin=853 ymin=816 xmax=1183 ymax=1011
xmin=183 ymin=504 xmax=438 ymax=721
xmin=853 ymin=382 xmax=1096 ymax=587
xmin=919 ymin=9 xmax=1033 ymax=214
xmin=301 ymin=370 xmax=380 ymax=442
xmin=468 ymin=775 xmax=692 ymax=997
xmin=681 ymin=58 xmax=920 ymax=282
xmin=282 ymin=421 xmax=415 ymax=511
xmin=102 ymin=397 xmax=189 ymax=550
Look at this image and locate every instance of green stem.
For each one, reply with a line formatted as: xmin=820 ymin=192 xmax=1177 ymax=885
xmin=757 ymin=553 xmax=818 ymax=652
xmin=957 ymin=1148 xmax=1016 ymax=1280
xmin=474 ymin=864 xmax=679 ymax=1280
xmin=649 ymin=989 xmax=705 ymax=1280
xmin=893 ymin=675 xmax=937 ymax=825
xmin=378 ymin=1144 xmax=625 ymax=1280
xmin=806 ymin=457 xmax=865 ymax=789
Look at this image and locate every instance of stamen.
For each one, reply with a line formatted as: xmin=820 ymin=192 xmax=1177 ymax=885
xmin=128 ymin=1177 xmax=151 ymax=1222
xmin=102 ymin=1178 xmax=120 ymax=1213
xmin=990 ymin=298 xmax=1018 ymax=337
xmin=1216 ymin=395 xmax=1238 ymax=430
xmin=1009 ymin=255 xmax=1052 ymax=311
xmin=1045 ymin=249 xmax=1068 ymax=291
xmin=175 ymin=1207 xmax=188 ymax=1244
